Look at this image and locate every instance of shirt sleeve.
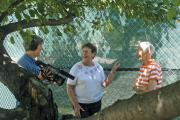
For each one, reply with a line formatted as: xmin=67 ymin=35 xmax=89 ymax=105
xmin=26 ymin=63 xmax=40 ymax=76
xmin=18 ymin=55 xmax=40 ymax=76
xmin=149 ymin=65 xmax=162 ymax=81
xmin=97 ymin=64 xmax=106 ymax=82
xmin=67 ymin=64 xmax=77 ymax=85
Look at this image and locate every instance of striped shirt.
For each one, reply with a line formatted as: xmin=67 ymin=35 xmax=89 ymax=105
xmin=135 ymin=60 xmax=162 ymax=89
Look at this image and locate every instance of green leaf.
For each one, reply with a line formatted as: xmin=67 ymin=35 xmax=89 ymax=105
xmin=23 ymin=12 xmax=31 ymax=20
xmin=10 ymin=36 xmax=15 ymax=44
xmin=15 ymin=12 xmax=22 ymax=20
xmin=64 ymin=25 xmax=73 ymax=34
xmin=41 ymin=27 xmax=49 ymax=34
xmin=167 ymin=8 xmax=177 ymax=21
xmin=57 ymin=31 xmax=62 ymax=36
xmin=19 ymin=30 xmax=33 ymax=49
xmin=104 ymin=21 xmax=113 ymax=32
xmin=175 ymin=0 xmax=180 ymax=6
xmin=17 ymin=24 xmax=23 ymax=31
xmin=29 ymin=9 xmax=36 ymax=17
xmin=0 ymin=0 xmax=13 ymax=12
xmin=37 ymin=3 xmax=45 ymax=14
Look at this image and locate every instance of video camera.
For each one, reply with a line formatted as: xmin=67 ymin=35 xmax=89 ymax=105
xmin=36 ymin=60 xmax=75 ymax=86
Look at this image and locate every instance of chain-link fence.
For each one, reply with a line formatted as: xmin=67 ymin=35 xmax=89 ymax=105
xmin=1 ymin=19 xmax=180 ymax=119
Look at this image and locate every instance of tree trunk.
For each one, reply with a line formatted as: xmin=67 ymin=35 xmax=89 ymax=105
xmin=0 ymin=56 xmax=59 ymax=120
xmin=0 ymin=34 xmax=58 ymax=120
xmin=70 ymin=81 xmax=180 ymax=120
xmin=0 ymin=29 xmax=5 ymax=66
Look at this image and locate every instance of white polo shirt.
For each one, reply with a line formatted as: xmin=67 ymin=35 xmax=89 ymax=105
xmin=67 ymin=61 xmax=106 ymax=103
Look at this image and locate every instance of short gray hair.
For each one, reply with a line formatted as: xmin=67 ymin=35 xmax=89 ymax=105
xmin=138 ymin=41 xmax=155 ymax=55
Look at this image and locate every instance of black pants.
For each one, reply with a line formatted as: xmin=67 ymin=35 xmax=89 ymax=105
xmin=79 ymin=100 xmax=101 ymax=118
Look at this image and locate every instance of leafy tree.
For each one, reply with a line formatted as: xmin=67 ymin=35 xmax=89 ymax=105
xmin=0 ymin=0 xmax=179 ymax=120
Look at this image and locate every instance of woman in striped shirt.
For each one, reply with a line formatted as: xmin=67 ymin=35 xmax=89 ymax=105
xmin=133 ymin=42 xmax=162 ymax=94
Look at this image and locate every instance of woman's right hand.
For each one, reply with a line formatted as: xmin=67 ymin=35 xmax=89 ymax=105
xmin=74 ymin=103 xmax=84 ymax=118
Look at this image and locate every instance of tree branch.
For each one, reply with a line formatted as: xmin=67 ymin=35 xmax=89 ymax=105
xmin=1 ymin=14 xmax=75 ymax=35
xmin=74 ymin=80 xmax=180 ymax=120
xmin=0 ymin=27 xmax=8 ymax=64
xmin=0 ymin=0 xmax=25 ymax=23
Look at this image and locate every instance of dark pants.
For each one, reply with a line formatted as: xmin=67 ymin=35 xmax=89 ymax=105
xmin=79 ymin=100 xmax=101 ymax=118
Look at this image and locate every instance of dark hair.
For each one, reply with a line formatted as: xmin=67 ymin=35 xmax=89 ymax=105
xmin=28 ymin=35 xmax=43 ymax=51
xmin=81 ymin=42 xmax=97 ymax=54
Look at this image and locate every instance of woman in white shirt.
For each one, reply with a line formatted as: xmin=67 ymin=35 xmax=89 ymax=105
xmin=67 ymin=43 xmax=120 ymax=118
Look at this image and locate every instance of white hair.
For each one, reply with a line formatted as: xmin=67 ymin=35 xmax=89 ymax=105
xmin=138 ymin=41 xmax=155 ymax=55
